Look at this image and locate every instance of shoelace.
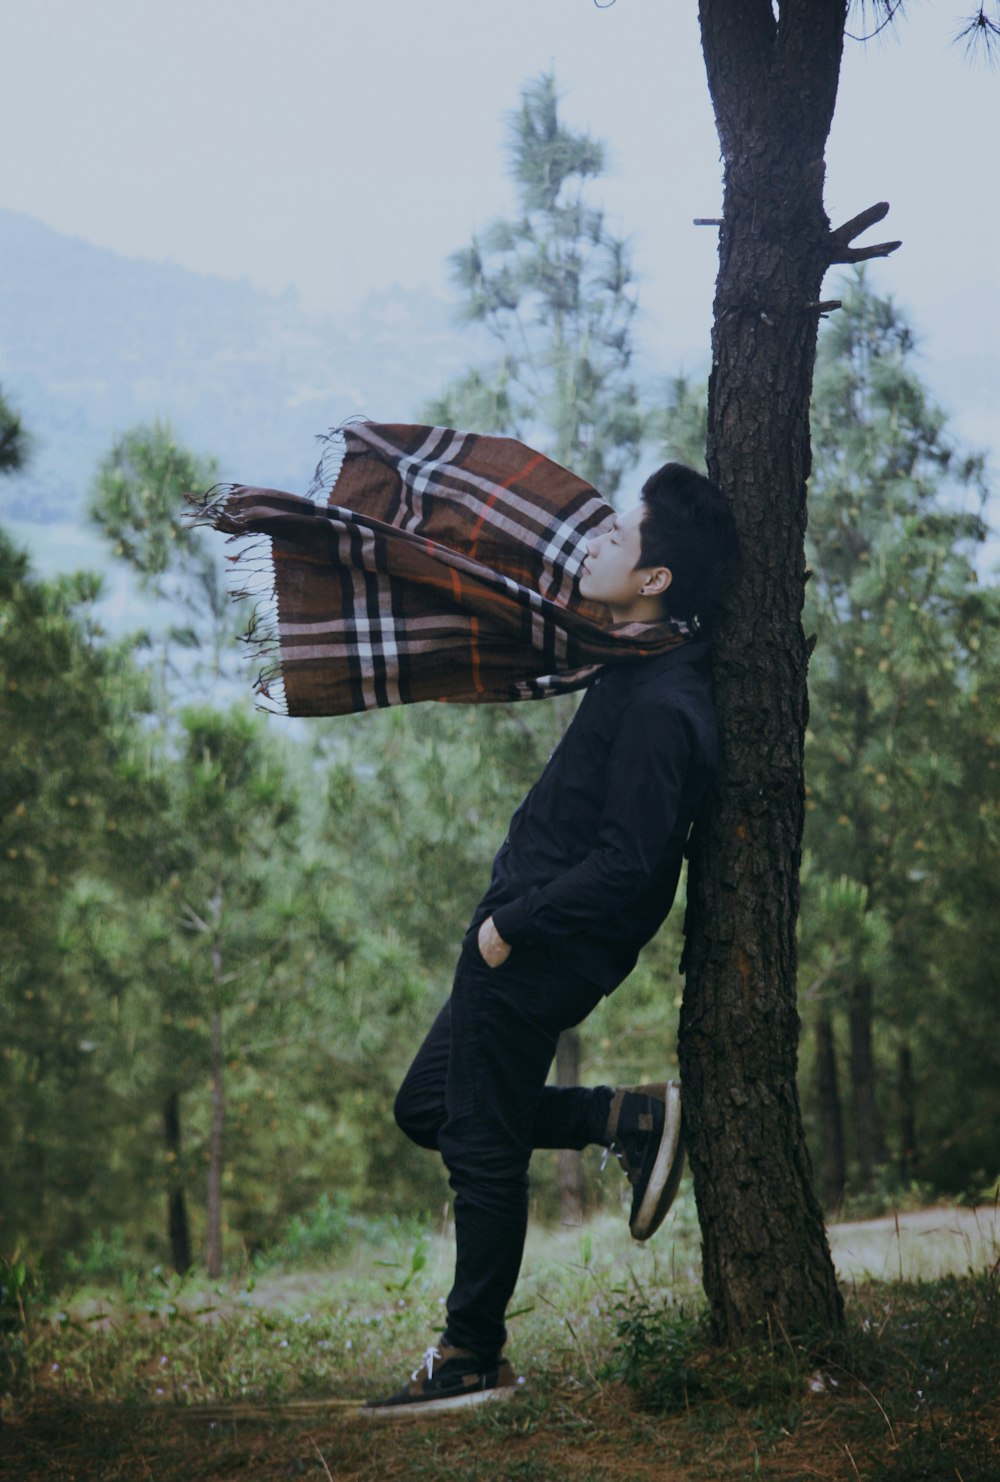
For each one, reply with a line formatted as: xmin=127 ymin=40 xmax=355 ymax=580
xmin=600 ymin=1141 xmax=639 ymax=1186
xmin=412 ymin=1344 xmax=443 ymax=1382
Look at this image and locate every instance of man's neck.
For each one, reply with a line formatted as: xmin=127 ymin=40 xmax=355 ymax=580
xmin=607 ymin=595 xmax=669 ymax=625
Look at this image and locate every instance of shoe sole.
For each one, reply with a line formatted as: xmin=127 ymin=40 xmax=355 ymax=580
xmin=630 ymin=1080 xmax=684 ymax=1241
xmin=360 ymin=1386 xmax=518 ymax=1420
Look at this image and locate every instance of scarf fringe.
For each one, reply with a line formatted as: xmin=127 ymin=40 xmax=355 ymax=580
xmin=187 ymin=484 xmax=289 ymax=714
xmin=187 ymin=481 xmax=248 ymax=537
xmin=307 ymin=417 xmax=369 ymax=502
xmin=192 ymin=417 xmax=372 ymax=715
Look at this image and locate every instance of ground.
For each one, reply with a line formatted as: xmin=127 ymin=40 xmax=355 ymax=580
xmin=2 ymin=1203 xmax=997 ymax=1480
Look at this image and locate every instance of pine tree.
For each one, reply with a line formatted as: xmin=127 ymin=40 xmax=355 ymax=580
xmin=0 ymin=531 xmax=146 ymax=1265
xmin=800 ymin=269 xmax=994 ymax=1197
xmin=0 ymin=385 xmax=29 ymax=474
xmin=427 ymin=72 xmax=644 ymax=501
xmin=88 ymin=421 xmax=235 ymax=705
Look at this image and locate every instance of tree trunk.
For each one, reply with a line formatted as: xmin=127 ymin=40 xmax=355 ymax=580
xmin=815 ymin=1013 xmax=846 ymax=1211
xmin=163 ymin=1090 xmax=192 ymax=1275
xmin=681 ymin=0 xmax=869 ymax=1340
xmin=848 ymin=977 xmax=887 ymax=1190
xmin=555 ymin=1028 xmax=585 ymax=1224
xmin=897 ymin=1041 xmax=917 ymax=1181
xmin=206 ymin=1003 xmax=225 ymax=1278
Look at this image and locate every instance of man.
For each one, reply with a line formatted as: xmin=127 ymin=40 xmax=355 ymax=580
xmin=364 ymin=461 xmax=736 ymax=1417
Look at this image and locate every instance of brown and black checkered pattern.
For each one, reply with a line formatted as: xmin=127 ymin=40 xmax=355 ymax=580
xmin=202 ymin=422 xmax=687 ymax=717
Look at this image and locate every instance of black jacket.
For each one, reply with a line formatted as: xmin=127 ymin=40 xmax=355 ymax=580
xmin=477 ymin=640 xmax=718 ymax=993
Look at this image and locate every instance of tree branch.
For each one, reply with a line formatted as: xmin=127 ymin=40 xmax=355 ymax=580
xmin=845 ymin=0 xmax=905 ymax=45
xmin=179 ymin=902 xmax=211 ymax=934
xmin=828 ymin=202 xmax=902 ymax=265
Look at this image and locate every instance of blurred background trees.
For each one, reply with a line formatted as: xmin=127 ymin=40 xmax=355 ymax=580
xmin=426 ymin=71 xmax=644 ymax=500
xmin=1 ymin=99 xmax=996 ymax=1286
xmin=655 ymin=271 xmax=997 ymax=1206
xmin=0 ymin=385 xmax=30 ymax=475
xmin=798 ymin=270 xmax=998 ymax=1205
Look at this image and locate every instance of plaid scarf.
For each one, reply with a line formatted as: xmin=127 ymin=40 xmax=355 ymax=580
xmin=197 ymin=422 xmax=688 ymax=717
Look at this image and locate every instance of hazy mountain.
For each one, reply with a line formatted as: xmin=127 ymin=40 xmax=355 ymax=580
xmin=0 ymin=208 xmax=483 ymax=535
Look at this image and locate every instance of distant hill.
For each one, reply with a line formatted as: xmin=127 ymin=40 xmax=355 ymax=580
xmin=0 ymin=208 xmax=483 ymax=533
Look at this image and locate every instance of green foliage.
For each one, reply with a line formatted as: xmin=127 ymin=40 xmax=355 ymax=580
xmin=62 ymin=1230 xmax=144 ymax=1284
xmin=0 ymin=383 xmax=30 ymax=474
xmin=798 ymin=863 xmax=892 ymax=1010
xmin=428 ymin=73 xmax=644 ymax=500
xmin=645 ymin=280 xmax=995 ymax=1203
xmin=0 ymin=1251 xmax=39 ymax=1391
xmin=254 ymin=1193 xmax=354 ymax=1266
xmin=610 ymin=1298 xmax=705 ymax=1411
xmin=0 ymin=1254 xmax=33 ymax=1331
xmin=649 ymin=373 xmax=709 ymax=473
xmin=252 ymin=1194 xmax=426 ymax=1273
xmin=658 ymin=277 xmax=1000 ymax=1202
xmin=88 ymin=420 xmax=216 ymax=591
xmin=5 ymin=1209 xmax=701 ymax=1403
xmin=0 ymin=528 xmax=153 ymax=1265
xmin=88 ymin=420 xmax=238 ymax=696
xmin=609 ymin=1267 xmax=999 ymax=1477
xmin=800 ymin=269 xmax=998 ymax=1195
xmin=4 ymin=421 xmax=377 ymax=1277
xmin=4 ymin=1222 xmax=996 ymax=1482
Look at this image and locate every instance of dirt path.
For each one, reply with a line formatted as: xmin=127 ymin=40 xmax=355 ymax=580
xmin=827 ymin=1202 xmax=999 ymax=1282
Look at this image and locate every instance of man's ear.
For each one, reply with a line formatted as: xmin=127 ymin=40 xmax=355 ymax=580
xmin=640 ymin=566 xmax=672 ymax=597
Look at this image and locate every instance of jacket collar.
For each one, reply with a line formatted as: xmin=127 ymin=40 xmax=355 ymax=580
xmin=632 ymin=637 xmax=711 ymax=685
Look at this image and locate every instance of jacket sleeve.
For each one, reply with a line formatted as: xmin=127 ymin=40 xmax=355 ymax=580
xmin=490 ymin=696 xmax=696 ymax=946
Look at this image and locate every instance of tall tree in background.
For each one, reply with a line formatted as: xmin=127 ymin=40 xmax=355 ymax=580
xmin=800 ymin=270 xmax=993 ymax=1196
xmin=680 ymin=1 xmax=906 ymax=1342
xmin=87 ymin=422 xmax=224 ymax=1270
xmin=89 ymin=421 xmax=232 ymax=705
xmin=429 ymin=72 xmax=646 ymax=1222
xmin=1 ymin=408 xmax=150 ymax=1263
xmin=428 ymin=72 xmax=644 ymax=500
xmin=0 ymin=386 xmax=29 ymax=474
xmin=171 ymin=708 xmax=299 ymax=1276
xmin=652 ymin=275 xmax=997 ymax=1209
xmin=0 ymin=531 xmax=145 ymax=1263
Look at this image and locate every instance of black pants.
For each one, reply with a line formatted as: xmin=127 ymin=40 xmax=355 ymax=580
xmin=394 ymin=931 xmax=613 ymax=1357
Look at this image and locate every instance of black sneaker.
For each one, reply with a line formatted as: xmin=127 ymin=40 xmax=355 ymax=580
xmin=361 ymin=1342 xmax=519 ymax=1419
xmin=604 ymin=1079 xmax=685 ymax=1240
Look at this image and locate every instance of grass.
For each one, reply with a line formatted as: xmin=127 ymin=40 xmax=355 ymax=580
xmin=2 ymin=1195 xmax=998 ymax=1480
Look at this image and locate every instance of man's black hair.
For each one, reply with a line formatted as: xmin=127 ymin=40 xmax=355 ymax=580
xmin=637 ymin=462 xmax=738 ymax=632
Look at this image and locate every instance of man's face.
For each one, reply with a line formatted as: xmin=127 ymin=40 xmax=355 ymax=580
xmin=577 ymin=503 xmax=649 ymax=614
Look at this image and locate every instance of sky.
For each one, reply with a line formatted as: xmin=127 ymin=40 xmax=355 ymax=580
xmin=3 ymin=0 xmax=998 ymax=467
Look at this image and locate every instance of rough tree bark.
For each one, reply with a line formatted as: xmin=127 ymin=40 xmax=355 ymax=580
xmin=680 ymin=0 xmax=899 ymax=1342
